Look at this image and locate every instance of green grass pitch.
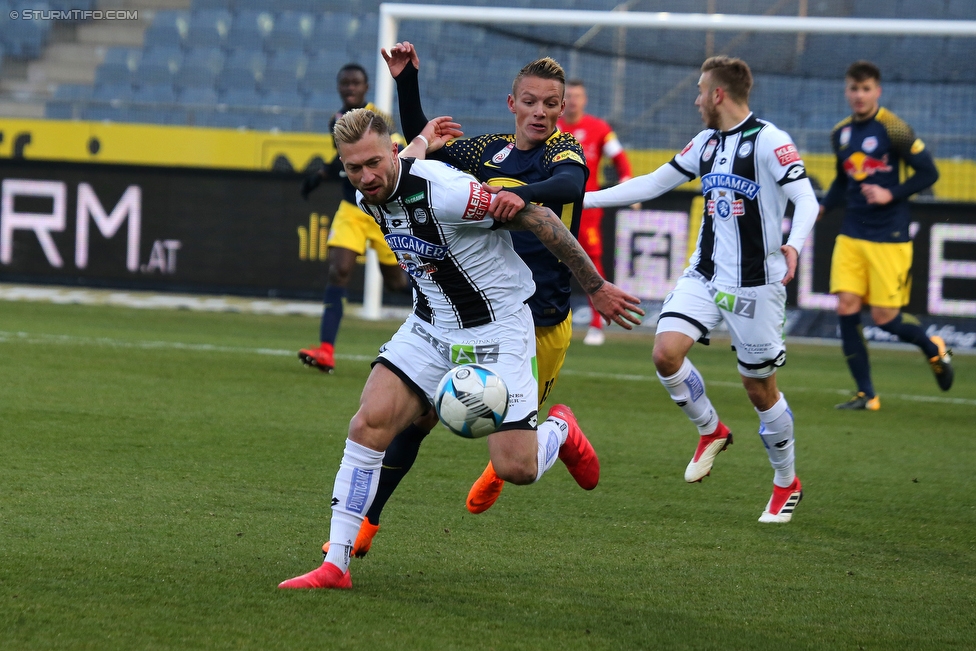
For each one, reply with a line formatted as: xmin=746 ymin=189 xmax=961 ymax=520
xmin=1 ymin=300 xmax=974 ymax=650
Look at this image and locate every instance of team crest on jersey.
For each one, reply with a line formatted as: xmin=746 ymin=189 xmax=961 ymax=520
xmin=707 ymin=191 xmax=744 ymax=221
xmin=411 ymin=208 xmax=430 ymax=225
xmin=839 ymin=126 xmax=852 ymax=148
xmin=397 ymin=252 xmax=438 ymax=278
xmin=492 ymin=143 xmax=515 ymax=164
xmin=703 ymin=138 xmax=718 ymax=161
xmin=737 ymin=141 xmax=753 ymax=158
xmin=862 ymin=136 xmax=878 ymax=153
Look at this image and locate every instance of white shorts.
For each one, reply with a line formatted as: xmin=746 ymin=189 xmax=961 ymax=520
xmin=657 ymin=271 xmax=787 ymax=378
xmin=376 ymin=304 xmax=539 ymax=430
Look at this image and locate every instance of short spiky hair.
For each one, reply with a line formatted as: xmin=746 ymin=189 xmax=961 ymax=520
xmin=512 ymin=57 xmax=566 ymax=95
xmin=337 ymin=62 xmax=368 ymax=83
xmin=333 ymin=108 xmax=390 ymax=147
xmin=701 ymin=55 xmax=753 ymax=103
xmin=846 ymin=60 xmax=881 ymax=83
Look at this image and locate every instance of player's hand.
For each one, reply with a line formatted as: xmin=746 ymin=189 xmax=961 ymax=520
xmin=421 ymin=116 xmax=462 ymax=151
xmin=300 ymin=168 xmax=325 ymax=200
xmin=590 ymin=282 xmax=644 ymax=329
xmin=816 ymin=204 xmax=826 ymax=222
xmin=780 ymin=244 xmax=798 ymax=285
xmin=382 ymin=41 xmax=420 ymax=77
xmin=482 ymin=184 xmax=526 ymax=221
xmin=860 ymin=183 xmax=893 ymax=205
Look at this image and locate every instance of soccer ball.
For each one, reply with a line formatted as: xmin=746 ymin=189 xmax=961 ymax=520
xmin=434 ymin=364 xmax=509 ymax=439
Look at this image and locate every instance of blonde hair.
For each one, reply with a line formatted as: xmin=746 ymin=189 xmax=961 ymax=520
xmin=701 ymin=55 xmax=753 ymax=104
xmin=333 ymin=108 xmax=391 ymax=148
xmin=512 ymin=57 xmax=566 ymax=96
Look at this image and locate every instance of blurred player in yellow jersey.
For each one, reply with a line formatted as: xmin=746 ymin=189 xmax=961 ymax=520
xmin=819 ymin=60 xmax=951 ymax=410
xmin=298 ymin=63 xmax=408 ymax=373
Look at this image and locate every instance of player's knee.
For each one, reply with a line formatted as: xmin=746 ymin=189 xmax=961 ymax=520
xmin=652 ymin=344 xmax=683 ymax=376
xmin=328 ymin=265 xmax=353 ymax=286
xmin=491 ymin=455 xmax=537 ymax=485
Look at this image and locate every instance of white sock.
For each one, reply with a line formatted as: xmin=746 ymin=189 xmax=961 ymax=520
xmin=534 ymin=418 xmax=569 ymax=482
xmin=326 ymin=438 xmax=384 ymax=572
xmin=756 ymin=393 xmax=796 ymax=488
xmin=658 ymin=358 xmax=720 ymax=435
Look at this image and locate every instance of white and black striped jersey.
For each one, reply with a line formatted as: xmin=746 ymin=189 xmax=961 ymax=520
xmin=672 ymin=114 xmax=810 ymax=287
xmin=357 ymin=157 xmax=535 ymax=330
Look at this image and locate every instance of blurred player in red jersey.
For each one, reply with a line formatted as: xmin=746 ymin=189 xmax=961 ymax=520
xmin=557 ymin=80 xmax=636 ymax=346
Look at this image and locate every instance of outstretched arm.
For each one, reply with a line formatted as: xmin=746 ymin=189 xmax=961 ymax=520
xmin=384 ymin=42 xmax=428 ymax=141
xmin=501 ymin=204 xmax=645 ymax=329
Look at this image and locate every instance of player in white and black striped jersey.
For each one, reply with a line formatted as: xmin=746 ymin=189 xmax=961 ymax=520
xmin=585 ymin=56 xmax=819 ymax=524
xmin=279 ymin=109 xmax=643 ymax=589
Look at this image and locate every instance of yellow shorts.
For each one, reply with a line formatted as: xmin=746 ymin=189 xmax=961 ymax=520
xmin=327 ymin=200 xmax=398 ymax=266
xmin=534 ymin=311 xmax=572 ymax=407
xmin=829 ymin=234 xmax=913 ymax=308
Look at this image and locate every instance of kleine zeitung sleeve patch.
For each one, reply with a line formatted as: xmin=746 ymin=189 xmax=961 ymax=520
xmin=774 ymin=144 xmax=800 ymax=166
xmin=463 ymin=181 xmax=491 ymax=221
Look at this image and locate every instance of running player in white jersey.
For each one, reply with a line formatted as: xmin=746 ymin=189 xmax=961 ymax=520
xmin=279 ymin=109 xmax=643 ymax=589
xmin=584 ymin=56 xmax=818 ymax=523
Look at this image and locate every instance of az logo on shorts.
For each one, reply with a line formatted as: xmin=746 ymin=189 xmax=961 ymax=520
xmin=451 ymin=343 xmax=500 ymax=365
xmin=712 ymin=290 xmax=755 ymax=318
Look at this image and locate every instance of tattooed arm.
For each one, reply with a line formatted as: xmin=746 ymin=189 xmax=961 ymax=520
xmin=500 ymin=203 xmax=644 ymax=328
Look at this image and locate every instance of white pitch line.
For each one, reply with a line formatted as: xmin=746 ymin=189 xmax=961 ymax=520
xmin=2 ymin=331 xmax=972 ymax=407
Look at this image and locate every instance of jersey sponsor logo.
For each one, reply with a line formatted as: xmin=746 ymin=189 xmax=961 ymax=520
xmin=737 ymin=141 xmax=753 ymax=158
xmin=385 ymin=233 xmax=449 ymax=259
xmin=711 ymin=290 xmax=756 ymax=318
xmin=842 ymin=152 xmax=892 ymax=181
xmin=784 ymin=164 xmax=807 ymax=182
xmin=700 ymin=173 xmax=761 ymax=200
xmin=463 ymin=181 xmax=492 ymax=220
xmin=707 ymin=194 xmax=744 ymax=221
xmin=774 ymin=144 xmax=800 ymax=166
xmin=410 ymin=322 xmax=451 ymax=359
xmin=491 ymin=142 xmax=515 ymax=164
xmin=680 ymin=140 xmax=694 ymax=155
xmin=910 ymin=138 xmax=926 ymax=155
xmin=862 ymin=136 xmax=879 ymax=153
xmin=703 ymin=138 xmax=718 ymax=162
xmin=839 ymin=126 xmax=852 ymax=148
xmin=552 ymin=150 xmax=584 ymax=165
xmin=411 ymin=208 xmax=429 ymax=225
xmin=404 ymin=191 xmax=425 ymax=204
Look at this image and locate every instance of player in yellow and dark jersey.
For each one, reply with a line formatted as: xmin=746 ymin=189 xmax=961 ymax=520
xmin=297 ymin=63 xmax=408 ymax=374
xmin=318 ymin=42 xmax=608 ymax=561
xmin=819 ymin=60 xmax=952 ymax=410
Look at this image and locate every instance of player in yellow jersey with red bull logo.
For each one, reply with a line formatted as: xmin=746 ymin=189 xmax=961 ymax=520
xmin=819 ymin=60 xmax=952 ymax=410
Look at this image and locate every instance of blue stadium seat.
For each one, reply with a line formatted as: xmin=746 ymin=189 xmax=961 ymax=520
xmin=185 ymin=9 xmax=232 ymax=49
xmin=263 ymin=49 xmax=306 ymax=92
xmin=942 ymin=38 xmax=976 ymax=82
xmin=144 ymin=11 xmax=189 ymax=49
xmin=302 ymin=51 xmax=352 ymax=95
xmin=97 ymin=47 xmax=141 ymax=86
xmin=312 ymin=11 xmax=359 ymax=47
xmin=82 ymin=104 xmax=125 ymax=122
xmin=265 ymin=11 xmax=315 ymax=52
xmin=947 ymin=0 xmax=976 ymax=19
xmin=276 ymin=0 xmax=320 ymax=11
xmin=132 ymin=83 xmax=177 ymax=105
xmin=138 ymin=47 xmax=183 ymax=86
xmin=180 ymin=86 xmax=219 ymax=106
xmin=45 ymin=101 xmax=77 ymax=120
xmin=221 ymin=86 xmax=264 ymax=108
xmin=217 ymin=48 xmax=266 ymax=90
xmin=303 ymin=89 xmax=335 ymax=110
xmin=192 ymin=0 xmax=232 ymax=11
xmin=54 ymin=83 xmax=93 ymax=100
xmin=175 ymin=47 xmax=224 ymax=88
xmin=92 ymin=82 xmax=134 ymax=102
xmin=346 ymin=13 xmax=379 ymax=62
xmin=264 ymin=89 xmax=304 ymax=108
xmin=202 ymin=109 xmax=251 ymax=129
xmin=226 ymin=10 xmax=274 ymax=50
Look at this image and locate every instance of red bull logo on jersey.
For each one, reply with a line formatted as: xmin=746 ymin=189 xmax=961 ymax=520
xmin=700 ymin=173 xmax=761 ymax=200
xmin=843 ymin=151 xmax=893 ymax=181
